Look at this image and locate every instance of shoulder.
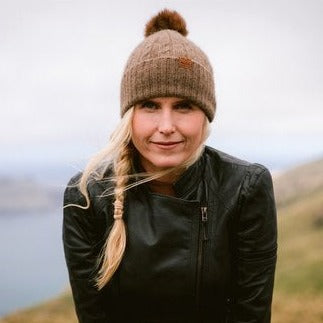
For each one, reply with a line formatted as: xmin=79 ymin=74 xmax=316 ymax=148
xmin=64 ymin=172 xmax=85 ymax=206
xmin=203 ymin=146 xmax=272 ymax=188
xmin=64 ymin=171 xmax=114 ymax=210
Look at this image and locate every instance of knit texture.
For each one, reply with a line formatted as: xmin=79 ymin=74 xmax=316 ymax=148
xmin=120 ymin=29 xmax=216 ymax=121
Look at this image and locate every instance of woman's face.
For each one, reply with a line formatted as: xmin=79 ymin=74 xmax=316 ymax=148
xmin=132 ymin=97 xmax=206 ymax=173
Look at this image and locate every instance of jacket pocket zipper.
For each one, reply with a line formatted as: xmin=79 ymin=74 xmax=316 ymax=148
xmin=196 ymin=206 xmax=208 ymax=307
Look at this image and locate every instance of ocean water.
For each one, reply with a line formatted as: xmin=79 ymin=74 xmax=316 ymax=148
xmin=0 ymin=210 xmax=69 ymax=317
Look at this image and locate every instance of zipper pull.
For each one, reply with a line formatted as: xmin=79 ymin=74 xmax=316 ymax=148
xmin=201 ymin=206 xmax=208 ymax=241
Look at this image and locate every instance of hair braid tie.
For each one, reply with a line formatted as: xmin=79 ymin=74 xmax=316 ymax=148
xmin=113 ymin=200 xmax=123 ymax=220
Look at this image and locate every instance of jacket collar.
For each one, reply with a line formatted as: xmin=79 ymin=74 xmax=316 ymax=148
xmin=173 ymin=151 xmax=205 ymax=198
xmin=131 ymin=147 xmax=205 ymax=198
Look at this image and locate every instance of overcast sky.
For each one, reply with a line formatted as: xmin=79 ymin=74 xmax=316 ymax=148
xmin=1 ymin=0 xmax=322 ymax=171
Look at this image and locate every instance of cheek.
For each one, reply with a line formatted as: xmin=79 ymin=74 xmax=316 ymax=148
xmin=183 ymin=116 xmax=206 ymax=144
xmin=131 ymin=112 xmax=154 ymax=145
xmin=132 ymin=113 xmax=144 ymax=138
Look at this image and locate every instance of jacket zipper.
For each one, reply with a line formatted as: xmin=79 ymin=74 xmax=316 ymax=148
xmin=196 ymin=206 xmax=208 ymax=308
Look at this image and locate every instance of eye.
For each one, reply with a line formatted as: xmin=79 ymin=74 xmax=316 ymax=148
xmin=139 ymin=100 xmax=158 ymax=110
xmin=175 ymin=100 xmax=194 ymax=111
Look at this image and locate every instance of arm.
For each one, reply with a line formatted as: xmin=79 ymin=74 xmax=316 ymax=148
xmin=63 ymin=174 xmax=108 ymax=323
xmin=230 ymin=165 xmax=277 ymax=323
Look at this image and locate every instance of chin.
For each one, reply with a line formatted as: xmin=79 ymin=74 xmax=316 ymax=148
xmin=151 ymin=157 xmax=186 ymax=170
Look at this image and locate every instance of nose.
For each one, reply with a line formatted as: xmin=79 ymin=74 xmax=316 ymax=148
xmin=157 ymin=109 xmax=175 ymax=135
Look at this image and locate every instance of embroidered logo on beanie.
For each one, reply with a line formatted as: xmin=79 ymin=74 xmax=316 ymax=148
xmin=177 ymin=57 xmax=193 ymax=69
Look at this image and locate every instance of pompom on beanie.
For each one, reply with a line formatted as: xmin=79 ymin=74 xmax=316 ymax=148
xmin=120 ymin=9 xmax=216 ymax=122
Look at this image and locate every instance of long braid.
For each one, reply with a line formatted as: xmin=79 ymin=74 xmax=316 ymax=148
xmin=96 ymin=143 xmax=132 ymax=290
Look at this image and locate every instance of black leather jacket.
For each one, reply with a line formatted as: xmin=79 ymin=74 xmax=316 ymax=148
xmin=63 ymin=146 xmax=277 ymax=323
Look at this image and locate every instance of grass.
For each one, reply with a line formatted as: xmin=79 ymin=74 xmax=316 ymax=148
xmin=275 ymin=189 xmax=323 ymax=295
xmin=0 ymin=293 xmax=77 ymax=323
xmin=272 ymin=292 xmax=323 ymax=323
xmin=271 ymin=188 xmax=323 ymax=323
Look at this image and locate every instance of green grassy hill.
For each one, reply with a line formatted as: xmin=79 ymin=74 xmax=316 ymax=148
xmin=272 ymin=188 xmax=323 ymax=323
xmin=2 ymin=158 xmax=323 ymax=323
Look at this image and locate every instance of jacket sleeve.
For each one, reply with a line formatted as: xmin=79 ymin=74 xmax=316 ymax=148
xmin=62 ymin=174 xmax=109 ymax=323
xmin=230 ymin=165 xmax=277 ymax=323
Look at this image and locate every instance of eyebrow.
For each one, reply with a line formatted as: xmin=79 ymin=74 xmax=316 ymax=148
xmin=174 ymin=99 xmax=192 ymax=104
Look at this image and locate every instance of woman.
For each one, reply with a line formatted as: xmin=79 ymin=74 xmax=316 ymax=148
xmin=63 ymin=9 xmax=277 ymax=323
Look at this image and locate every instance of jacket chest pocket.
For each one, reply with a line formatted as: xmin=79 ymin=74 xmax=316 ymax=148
xmin=117 ymin=194 xmax=200 ymax=304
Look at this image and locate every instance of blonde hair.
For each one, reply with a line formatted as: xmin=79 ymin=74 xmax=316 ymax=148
xmin=66 ymin=106 xmax=210 ymax=289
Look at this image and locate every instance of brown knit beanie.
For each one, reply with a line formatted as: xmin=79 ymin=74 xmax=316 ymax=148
xmin=120 ymin=9 xmax=216 ymax=122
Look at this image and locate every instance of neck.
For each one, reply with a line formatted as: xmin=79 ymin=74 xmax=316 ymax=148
xmin=148 ymin=179 xmax=176 ymax=196
xmin=147 ymin=167 xmax=187 ymax=196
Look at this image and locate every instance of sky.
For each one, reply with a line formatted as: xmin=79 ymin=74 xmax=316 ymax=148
xmin=1 ymin=0 xmax=322 ymax=173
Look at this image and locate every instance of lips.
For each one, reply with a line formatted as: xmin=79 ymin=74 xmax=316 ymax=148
xmin=150 ymin=140 xmax=184 ymax=149
xmin=153 ymin=141 xmax=182 ymax=145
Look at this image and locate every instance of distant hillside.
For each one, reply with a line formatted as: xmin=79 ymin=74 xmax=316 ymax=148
xmin=273 ymin=157 xmax=323 ymax=207
xmin=0 ymin=176 xmax=62 ymax=213
xmin=2 ymin=156 xmax=323 ymax=323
